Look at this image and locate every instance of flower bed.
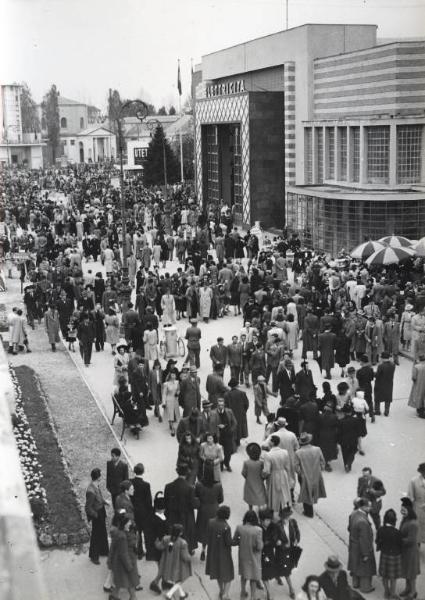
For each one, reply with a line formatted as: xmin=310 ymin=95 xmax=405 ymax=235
xmin=11 ymin=367 xmax=48 ymax=521
xmin=10 ymin=365 xmax=89 ymax=547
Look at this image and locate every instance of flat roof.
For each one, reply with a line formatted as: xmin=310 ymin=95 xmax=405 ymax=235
xmin=288 ymin=184 xmax=425 ymax=201
xmin=314 ymin=38 xmax=425 ymax=63
xmin=202 ymin=23 xmax=377 ymax=58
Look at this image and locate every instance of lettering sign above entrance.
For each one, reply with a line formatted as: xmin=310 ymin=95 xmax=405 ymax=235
xmin=134 ymin=147 xmax=147 ymax=165
xmin=206 ymin=80 xmax=246 ymax=98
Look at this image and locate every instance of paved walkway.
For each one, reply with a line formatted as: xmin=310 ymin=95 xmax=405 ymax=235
xmin=3 ymin=257 xmax=425 ymax=600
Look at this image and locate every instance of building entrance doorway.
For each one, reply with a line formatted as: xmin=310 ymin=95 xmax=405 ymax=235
xmin=202 ymin=123 xmax=242 ymax=221
xmin=79 ymin=142 xmax=84 ymax=163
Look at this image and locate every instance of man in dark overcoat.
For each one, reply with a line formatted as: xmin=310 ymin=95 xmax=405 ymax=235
xmin=106 ymin=447 xmax=129 ymax=508
xmin=347 ymin=497 xmax=376 ymax=593
xmin=210 ymin=398 xmax=237 ymax=471
xmin=206 ymin=364 xmax=229 ymax=408
xmin=302 ymin=309 xmax=319 ymax=360
xmin=179 ymin=365 xmax=201 ymax=416
xmin=373 ymin=352 xmax=396 ymax=416
xmin=224 ymin=379 xmax=249 ymax=446
xmin=318 ymin=327 xmax=337 ymax=379
xmin=164 ymin=465 xmax=199 ymax=552
xmin=319 ymin=555 xmax=352 ymax=600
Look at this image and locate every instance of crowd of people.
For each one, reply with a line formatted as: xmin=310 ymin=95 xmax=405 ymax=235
xmin=2 ymin=163 xmax=424 ymax=600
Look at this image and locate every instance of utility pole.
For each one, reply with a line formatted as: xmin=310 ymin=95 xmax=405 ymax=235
xmin=286 ymin=0 xmax=289 ymax=30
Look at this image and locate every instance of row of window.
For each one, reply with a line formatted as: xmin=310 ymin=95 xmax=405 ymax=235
xmin=305 ymin=124 xmax=423 ymax=185
xmin=60 ymin=117 xmax=85 ymax=129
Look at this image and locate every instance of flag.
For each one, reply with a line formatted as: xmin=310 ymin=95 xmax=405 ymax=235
xmin=177 ymin=60 xmax=182 ymax=96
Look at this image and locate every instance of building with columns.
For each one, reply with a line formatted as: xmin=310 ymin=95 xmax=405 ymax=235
xmin=193 ymin=24 xmax=425 ymax=251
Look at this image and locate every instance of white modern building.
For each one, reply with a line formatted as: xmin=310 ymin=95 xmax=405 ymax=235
xmin=0 ymin=84 xmax=44 ymax=168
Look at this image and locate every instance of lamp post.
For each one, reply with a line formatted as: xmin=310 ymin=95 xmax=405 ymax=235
xmin=146 ymin=119 xmax=168 ymax=204
xmin=110 ymin=99 xmax=149 ymax=314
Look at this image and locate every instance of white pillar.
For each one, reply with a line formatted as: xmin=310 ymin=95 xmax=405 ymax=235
xmin=389 ymin=122 xmax=397 ymax=187
xmin=360 ymin=125 xmax=367 ymax=185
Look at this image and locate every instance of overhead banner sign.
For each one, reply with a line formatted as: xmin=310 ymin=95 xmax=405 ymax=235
xmin=206 ymin=80 xmax=246 ymax=98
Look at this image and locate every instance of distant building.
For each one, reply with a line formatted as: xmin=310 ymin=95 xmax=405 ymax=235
xmin=40 ymin=95 xmax=115 ymax=164
xmin=0 ymin=83 xmax=44 ymax=168
xmin=193 ymin=24 xmax=425 ymax=252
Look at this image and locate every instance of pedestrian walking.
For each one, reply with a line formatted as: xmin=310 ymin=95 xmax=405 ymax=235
xmin=296 ymin=575 xmax=327 ymax=600
xmin=85 ymin=468 xmax=109 ymax=565
xmin=318 ymin=556 xmax=352 ymax=600
xmin=163 ymin=371 xmax=180 ymax=436
xmin=224 ymin=378 xmax=249 ymax=445
xmin=156 ymin=524 xmax=192 ymax=600
xmin=107 ymin=513 xmax=140 ymax=600
xmin=263 ymin=435 xmax=292 ymax=517
xmin=376 ymin=508 xmax=402 ymax=600
xmin=258 ymin=508 xmax=282 ymax=600
xmin=195 ymin=469 xmax=224 ymax=561
xmin=294 ymin=432 xmax=327 ymax=518
xmin=232 ymin=510 xmax=263 ymax=600
xmin=210 ymin=398 xmax=237 ymax=471
xmin=147 ymin=492 xmax=170 ymax=594
xmin=347 ymin=497 xmax=376 ymax=594
xmin=164 ymin=466 xmax=199 ymax=553
xmin=44 ymin=303 xmax=60 ymax=352
xmin=357 ymin=467 xmax=386 ymax=530
xmin=338 ymin=404 xmax=360 ymax=472
xmin=399 ymin=497 xmax=421 ymax=600
xmin=317 ymin=403 xmax=339 ymax=471
xmin=200 ymin=433 xmax=224 ymax=483
xmin=407 ymin=355 xmax=425 ymax=419
xmin=407 ymin=462 xmax=425 ymax=544
xmin=254 ymin=375 xmax=276 ymax=424
xmin=131 ymin=462 xmax=152 ymax=559
xmin=205 ymin=505 xmax=234 ymax=600
xmin=374 ymin=352 xmax=396 ymax=416
xmin=106 ymin=448 xmax=129 ymax=509
xmin=242 ymin=442 xmax=267 ymax=510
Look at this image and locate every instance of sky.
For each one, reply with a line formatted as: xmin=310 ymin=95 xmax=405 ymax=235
xmin=1 ymin=0 xmax=425 ymax=111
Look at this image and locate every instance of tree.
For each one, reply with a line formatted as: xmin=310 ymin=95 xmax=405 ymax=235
xmin=168 ymin=105 xmax=176 ymax=115
xmin=20 ymin=82 xmax=40 ymax=134
xmin=41 ymin=85 xmax=60 ymax=163
xmin=157 ymin=106 xmax=167 ymax=116
xmin=143 ymin=125 xmax=180 ymax=186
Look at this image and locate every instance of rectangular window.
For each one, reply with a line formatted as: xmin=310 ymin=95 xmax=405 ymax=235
xmin=70 ymin=139 xmax=75 ymax=146
xmin=338 ymin=127 xmax=347 ymax=181
xmin=233 ymin=125 xmax=242 ymax=215
xmin=397 ymin=125 xmax=422 ymax=184
xmin=316 ymin=128 xmax=323 ymax=184
xmin=366 ymin=126 xmax=390 ymax=184
xmin=304 ymin=128 xmax=312 ymax=184
xmin=206 ymin=125 xmax=219 ymax=202
xmin=326 ymin=127 xmax=335 ymax=179
xmin=352 ymin=126 xmax=360 ymax=183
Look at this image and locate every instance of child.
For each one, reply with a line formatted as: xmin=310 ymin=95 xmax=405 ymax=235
xmin=67 ymin=312 xmax=78 ymax=352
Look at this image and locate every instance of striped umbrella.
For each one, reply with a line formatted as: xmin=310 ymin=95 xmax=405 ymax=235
xmin=366 ymin=246 xmax=415 ymax=266
xmin=350 ymin=240 xmax=385 ymax=260
xmin=414 ymin=237 xmax=425 ymax=257
xmin=378 ymin=235 xmax=413 ymax=248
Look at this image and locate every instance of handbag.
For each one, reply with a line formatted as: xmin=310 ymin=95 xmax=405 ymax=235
xmin=288 ymin=545 xmax=303 ymax=567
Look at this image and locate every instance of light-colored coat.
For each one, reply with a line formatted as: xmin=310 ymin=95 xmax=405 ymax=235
xmin=264 ymin=428 xmax=299 ymax=488
xmin=262 ymin=447 xmax=292 ymax=511
xmin=10 ymin=314 xmax=27 ymax=346
xmin=232 ymin=523 xmax=263 ymax=580
xmin=199 ymin=286 xmax=213 ymax=319
xmin=408 ymin=361 xmax=425 ymax=410
xmin=408 ymin=474 xmax=425 ymax=543
xmin=294 ymin=444 xmax=326 ymax=505
xmin=44 ymin=309 xmax=60 ymax=343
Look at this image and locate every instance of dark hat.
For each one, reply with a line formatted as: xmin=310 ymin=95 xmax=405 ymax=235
xmin=324 ymin=555 xmax=342 ymax=571
xmin=202 ymin=399 xmax=212 ymax=409
xmin=417 ymin=462 xmax=425 ymax=474
xmin=401 ymin=496 xmax=413 ymax=508
xmin=153 ymin=491 xmax=165 ymax=511
xmin=228 ymin=378 xmax=238 ymax=388
xmin=299 ymin=432 xmax=313 ymax=445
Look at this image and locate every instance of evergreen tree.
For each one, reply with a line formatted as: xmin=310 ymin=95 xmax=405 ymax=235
xmin=41 ymin=85 xmax=60 ymax=163
xmin=20 ymin=82 xmax=40 ymax=134
xmin=168 ymin=105 xmax=176 ymax=115
xmin=157 ymin=106 xmax=167 ymax=116
xmin=143 ymin=125 xmax=180 ymax=186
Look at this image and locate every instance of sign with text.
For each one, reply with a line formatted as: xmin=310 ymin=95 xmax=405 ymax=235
xmin=134 ymin=147 xmax=148 ymax=165
xmin=206 ymin=80 xmax=246 ymax=98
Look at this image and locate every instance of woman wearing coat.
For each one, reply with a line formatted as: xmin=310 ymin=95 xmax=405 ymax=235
xmin=232 ymin=510 xmax=264 ymax=600
xmin=195 ymin=469 xmax=223 ymax=559
xmin=161 ymin=290 xmax=176 ymax=327
xmin=177 ymin=432 xmax=200 ymax=486
xmin=241 ymin=442 xmax=267 ymax=510
xmin=200 ymin=433 xmax=224 ymax=483
xmin=317 ymin=404 xmax=339 ymax=471
xmin=107 ymin=514 xmax=140 ymax=600
xmin=44 ymin=303 xmax=60 ymax=351
xmin=156 ymin=524 xmax=192 ymax=600
xmin=105 ymin=308 xmax=120 ymax=354
xmin=263 ymin=435 xmax=292 ymax=517
xmin=399 ymin=497 xmax=421 ymax=600
xmin=258 ymin=508 xmax=283 ymax=600
xmin=199 ymin=282 xmax=213 ymax=322
xmin=206 ymin=505 xmax=234 ymax=600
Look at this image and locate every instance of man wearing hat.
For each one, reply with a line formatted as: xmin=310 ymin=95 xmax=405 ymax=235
xmin=199 ymin=400 xmax=215 ymax=437
xmin=383 ymin=311 xmax=401 ymax=365
xmin=185 ymin=318 xmax=201 ymax=368
xmin=407 ymin=463 xmax=425 ymax=545
xmin=373 ymin=352 xmax=395 ymax=416
xmin=318 ymin=556 xmax=351 ymax=600
xmin=253 ymin=375 xmax=276 ymax=424
xmin=347 ymin=497 xmax=376 ymax=593
xmin=164 ymin=465 xmax=198 ymax=553
xmin=209 ymin=337 xmax=228 ymax=378
xmin=206 ymin=363 xmax=229 ymax=409
xmin=224 ymin=379 xmax=249 ymax=446
xmin=23 ymin=284 xmax=37 ymax=329
xmin=264 ymin=417 xmax=299 ymax=502
xmin=179 ymin=365 xmax=201 ymax=417
xmin=176 ymin=407 xmax=204 ymax=443
xmin=294 ymin=432 xmax=327 ymax=518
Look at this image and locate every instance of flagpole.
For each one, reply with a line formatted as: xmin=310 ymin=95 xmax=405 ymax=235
xmin=178 ymin=59 xmax=184 ymax=182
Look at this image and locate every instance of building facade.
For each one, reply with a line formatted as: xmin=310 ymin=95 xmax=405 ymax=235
xmin=193 ymin=25 xmax=425 ymax=251
xmin=0 ymin=84 xmax=44 ymax=168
